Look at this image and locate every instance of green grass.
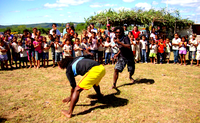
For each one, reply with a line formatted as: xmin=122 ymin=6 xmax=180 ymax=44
xmin=0 ymin=53 xmax=200 ymax=122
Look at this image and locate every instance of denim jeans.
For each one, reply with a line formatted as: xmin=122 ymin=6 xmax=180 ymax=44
xmin=105 ymin=52 xmax=111 ymax=64
xmin=55 ymin=52 xmax=63 ymax=63
xmin=141 ymin=49 xmax=147 ymax=62
xmin=173 ymin=50 xmax=179 ymax=63
xmin=158 ymin=53 xmax=164 ymax=63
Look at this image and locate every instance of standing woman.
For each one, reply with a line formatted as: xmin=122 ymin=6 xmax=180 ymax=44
xmin=132 ymin=26 xmax=141 ymax=40
xmin=172 ymin=33 xmax=181 ymax=64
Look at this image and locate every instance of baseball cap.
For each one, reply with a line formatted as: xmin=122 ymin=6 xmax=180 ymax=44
xmin=124 ymin=24 xmax=127 ymax=27
xmin=106 ymin=24 xmax=110 ymax=27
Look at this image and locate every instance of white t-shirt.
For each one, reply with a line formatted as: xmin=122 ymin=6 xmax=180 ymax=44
xmin=91 ymin=28 xmax=98 ymax=34
xmin=80 ymin=43 xmax=89 ymax=55
xmin=104 ymin=42 xmax=111 ymax=53
xmin=12 ymin=42 xmax=19 ymax=53
xmin=165 ymin=43 xmax=171 ymax=53
xmin=18 ymin=45 xmax=27 ymax=57
xmin=54 ymin=42 xmax=62 ymax=53
xmin=131 ymin=41 xmax=136 ymax=51
xmin=189 ymin=39 xmax=197 ymax=51
xmin=150 ymin=33 xmax=156 ymax=40
xmin=111 ymin=41 xmax=119 ymax=54
xmin=140 ymin=40 xmax=147 ymax=49
xmin=63 ymin=44 xmax=72 ymax=56
xmin=172 ymin=38 xmax=181 ymax=50
xmin=197 ymin=42 xmax=200 ymax=51
xmin=179 ymin=42 xmax=186 ymax=51
xmin=0 ymin=45 xmax=7 ymax=55
xmin=74 ymin=44 xmax=82 ymax=57
xmin=149 ymin=44 xmax=157 ymax=54
xmin=42 ymin=43 xmax=49 ymax=53
xmin=50 ymin=29 xmax=61 ymax=36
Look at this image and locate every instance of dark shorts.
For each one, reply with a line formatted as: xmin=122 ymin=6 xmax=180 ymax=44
xmin=98 ymin=51 xmax=103 ymax=57
xmin=114 ymin=57 xmax=135 ymax=73
xmin=20 ymin=57 xmax=28 ymax=62
xmin=51 ymin=52 xmax=55 ymax=60
xmin=43 ymin=52 xmax=49 ymax=59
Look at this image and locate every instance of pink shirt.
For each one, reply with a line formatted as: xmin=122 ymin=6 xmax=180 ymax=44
xmin=33 ymin=41 xmax=42 ymax=53
xmin=90 ymin=38 xmax=98 ymax=50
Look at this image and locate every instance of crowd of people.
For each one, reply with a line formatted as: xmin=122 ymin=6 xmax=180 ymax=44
xmin=0 ymin=23 xmax=200 ymax=70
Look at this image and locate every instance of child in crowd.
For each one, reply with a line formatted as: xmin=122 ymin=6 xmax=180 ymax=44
xmin=4 ymin=35 xmax=12 ymax=68
xmin=135 ymin=38 xmax=141 ymax=63
xmin=179 ymin=37 xmax=187 ymax=66
xmin=157 ymin=38 xmax=166 ymax=64
xmin=63 ymin=38 xmax=72 ymax=57
xmin=172 ymin=33 xmax=181 ymax=64
xmin=196 ymin=40 xmax=200 ymax=66
xmin=33 ymin=36 xmax=42 ymax=69
xmin=165 ymin=38 xmax=171 ymax=64
xmin=25 ymin=32 xmax=33 ymax=68
xmin=130 ymin=35 xmax=136 ymax=56
xmin=189 ymin=34 xmax=197 ymax=66
xmin=97 ymin=37 xmax=104 ymax=64
xmin=104 ymin=36 xmax=111 ymax=65
xmin=0 ymin=39 xmax=8 ymax=69
xmin=111 ymin=37 xmax=119 ymax=65
xmin=42 ymin=37 xmax=50 ymax=68
xmin=11 ymin=36 xmax=19 ymax=68
xmin=74 ymin=38 xmax=82 ymax=57
xmin=54 ymin=36 xmax=63 ymax=64
xmin=89 ymin=32 xmax=98 ymax=61
xmin=81 ymin=30 xmax=89 ymax=42
xmin=48 ymin=34 xmax=56 ymax=67
xmin=149 ymin=39 xmax=157 ymax=64
xmin=81 ymin=37 xmax=90 ymax=56
xmin=140 ymin=35 xmax=148 ymax=63
xmin=154 ymin=34 xmax=159 ymax=44
xmin=52 ymin=30 xmax=57 ymax=39
xmin=18 ymin=41 xmax=28 ymax=68
xmin=97 ymin=31 xmax=102 ymax=40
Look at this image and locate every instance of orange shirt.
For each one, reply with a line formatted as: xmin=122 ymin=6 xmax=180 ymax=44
xmin=158 ymin=42 xmax=166 ymax=53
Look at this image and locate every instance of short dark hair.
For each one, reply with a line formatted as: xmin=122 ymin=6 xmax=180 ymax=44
xmin=52 ymin=23 xmax=57 ymax=27
xmin=53 ymin=30 xmax=56 ymax=34
xmin=58 ymin=57 xmax=74 ymax=69
xmin=114 ymin=27 xmax=124 ymax=36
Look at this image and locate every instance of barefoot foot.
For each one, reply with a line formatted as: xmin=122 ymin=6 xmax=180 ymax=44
xmin=61 ymin=110 xmax=72 ymax=118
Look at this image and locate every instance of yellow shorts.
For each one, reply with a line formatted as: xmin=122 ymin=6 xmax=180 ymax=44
xmin=77 ymin=65 xmax=105 ymax=90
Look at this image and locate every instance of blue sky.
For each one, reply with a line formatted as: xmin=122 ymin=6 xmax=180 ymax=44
xmin=0 ymin=0 xmax=199 ymax=25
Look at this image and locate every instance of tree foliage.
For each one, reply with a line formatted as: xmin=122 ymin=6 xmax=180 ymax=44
xmin=85 ymin=8 xmax=194 ymax=28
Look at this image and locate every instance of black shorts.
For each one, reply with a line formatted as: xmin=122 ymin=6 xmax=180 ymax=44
xmin=114 ymin=57 xmax=135 ymax=73
xmin=98 ymin=51 xmax=103 ymax=57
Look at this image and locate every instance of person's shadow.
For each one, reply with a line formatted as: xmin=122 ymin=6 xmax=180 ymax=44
xmin=74 ymin=88 xmax=128 ymax=117
xmin=117 ymin=78 xmax=155 ymax=88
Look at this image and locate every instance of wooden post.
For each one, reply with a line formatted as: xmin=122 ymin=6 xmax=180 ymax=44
xmin=174 ymin=20 xmax=176 ymax=34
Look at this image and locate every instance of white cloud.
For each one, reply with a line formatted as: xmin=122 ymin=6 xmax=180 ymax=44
xmin=114 ymin=7 xmax=131 ymax=11
xmin=56 ymin=8 xmax=63 ymax=11
xmin=104 ymin=4 xmax=117 ymax=7
xmin=67 ymin=12 xmax=71 ymax=14
xmin=44 ymin=15 xmax=50 ymax=17
xmin=90 ymin=3 xmax=117 ymax=8
xmin=10 ymin=10 xmax=20 ymax=13
xmin=60 ymin=14 xmax=64 ymax=16
xmin=68 ymin=15 xmax=71 ymax=17
xmin=152 ymin=1 xmax=158 ymax=5
xmin=161 ymin=0 xmax=199 ymax=7
xmin=44 ymin=0 xmax=90 ymax=8
xmin=123 ymin=0 xmax=135 ymax=2
xmin=135 ymin=3 xmax=152 ymax=10
xmin=90 ymin=4 xmax=102 ymax=8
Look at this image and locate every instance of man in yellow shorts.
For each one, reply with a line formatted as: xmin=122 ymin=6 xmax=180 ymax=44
xmin=58 ymin=56 xmax=105 ymax=118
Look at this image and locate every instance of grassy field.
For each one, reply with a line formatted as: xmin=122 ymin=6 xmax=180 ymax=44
xmin=0 ymin=53 xmax=200 ymax=123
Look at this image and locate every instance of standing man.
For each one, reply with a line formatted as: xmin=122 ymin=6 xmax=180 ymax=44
xmin=49 ymin=23 xmax=61 ymax=37
xmin=90 ymin=23 xmax=98 ymax=34
xmin=104 ymin=24 xmax=111 ymax=37
xmin=111 ymin=27 xmax=135 ymax=89
xmin=63 ymin=23 xmax=70 ymax=36
xmin=123 ymin=24 xmax=129 ymax=36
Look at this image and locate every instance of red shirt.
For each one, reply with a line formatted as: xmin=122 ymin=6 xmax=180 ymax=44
xmin=158 ymin=42 xmax=166 ymax=53
xmin=132 ymin=30 xmax=141 ymax=39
